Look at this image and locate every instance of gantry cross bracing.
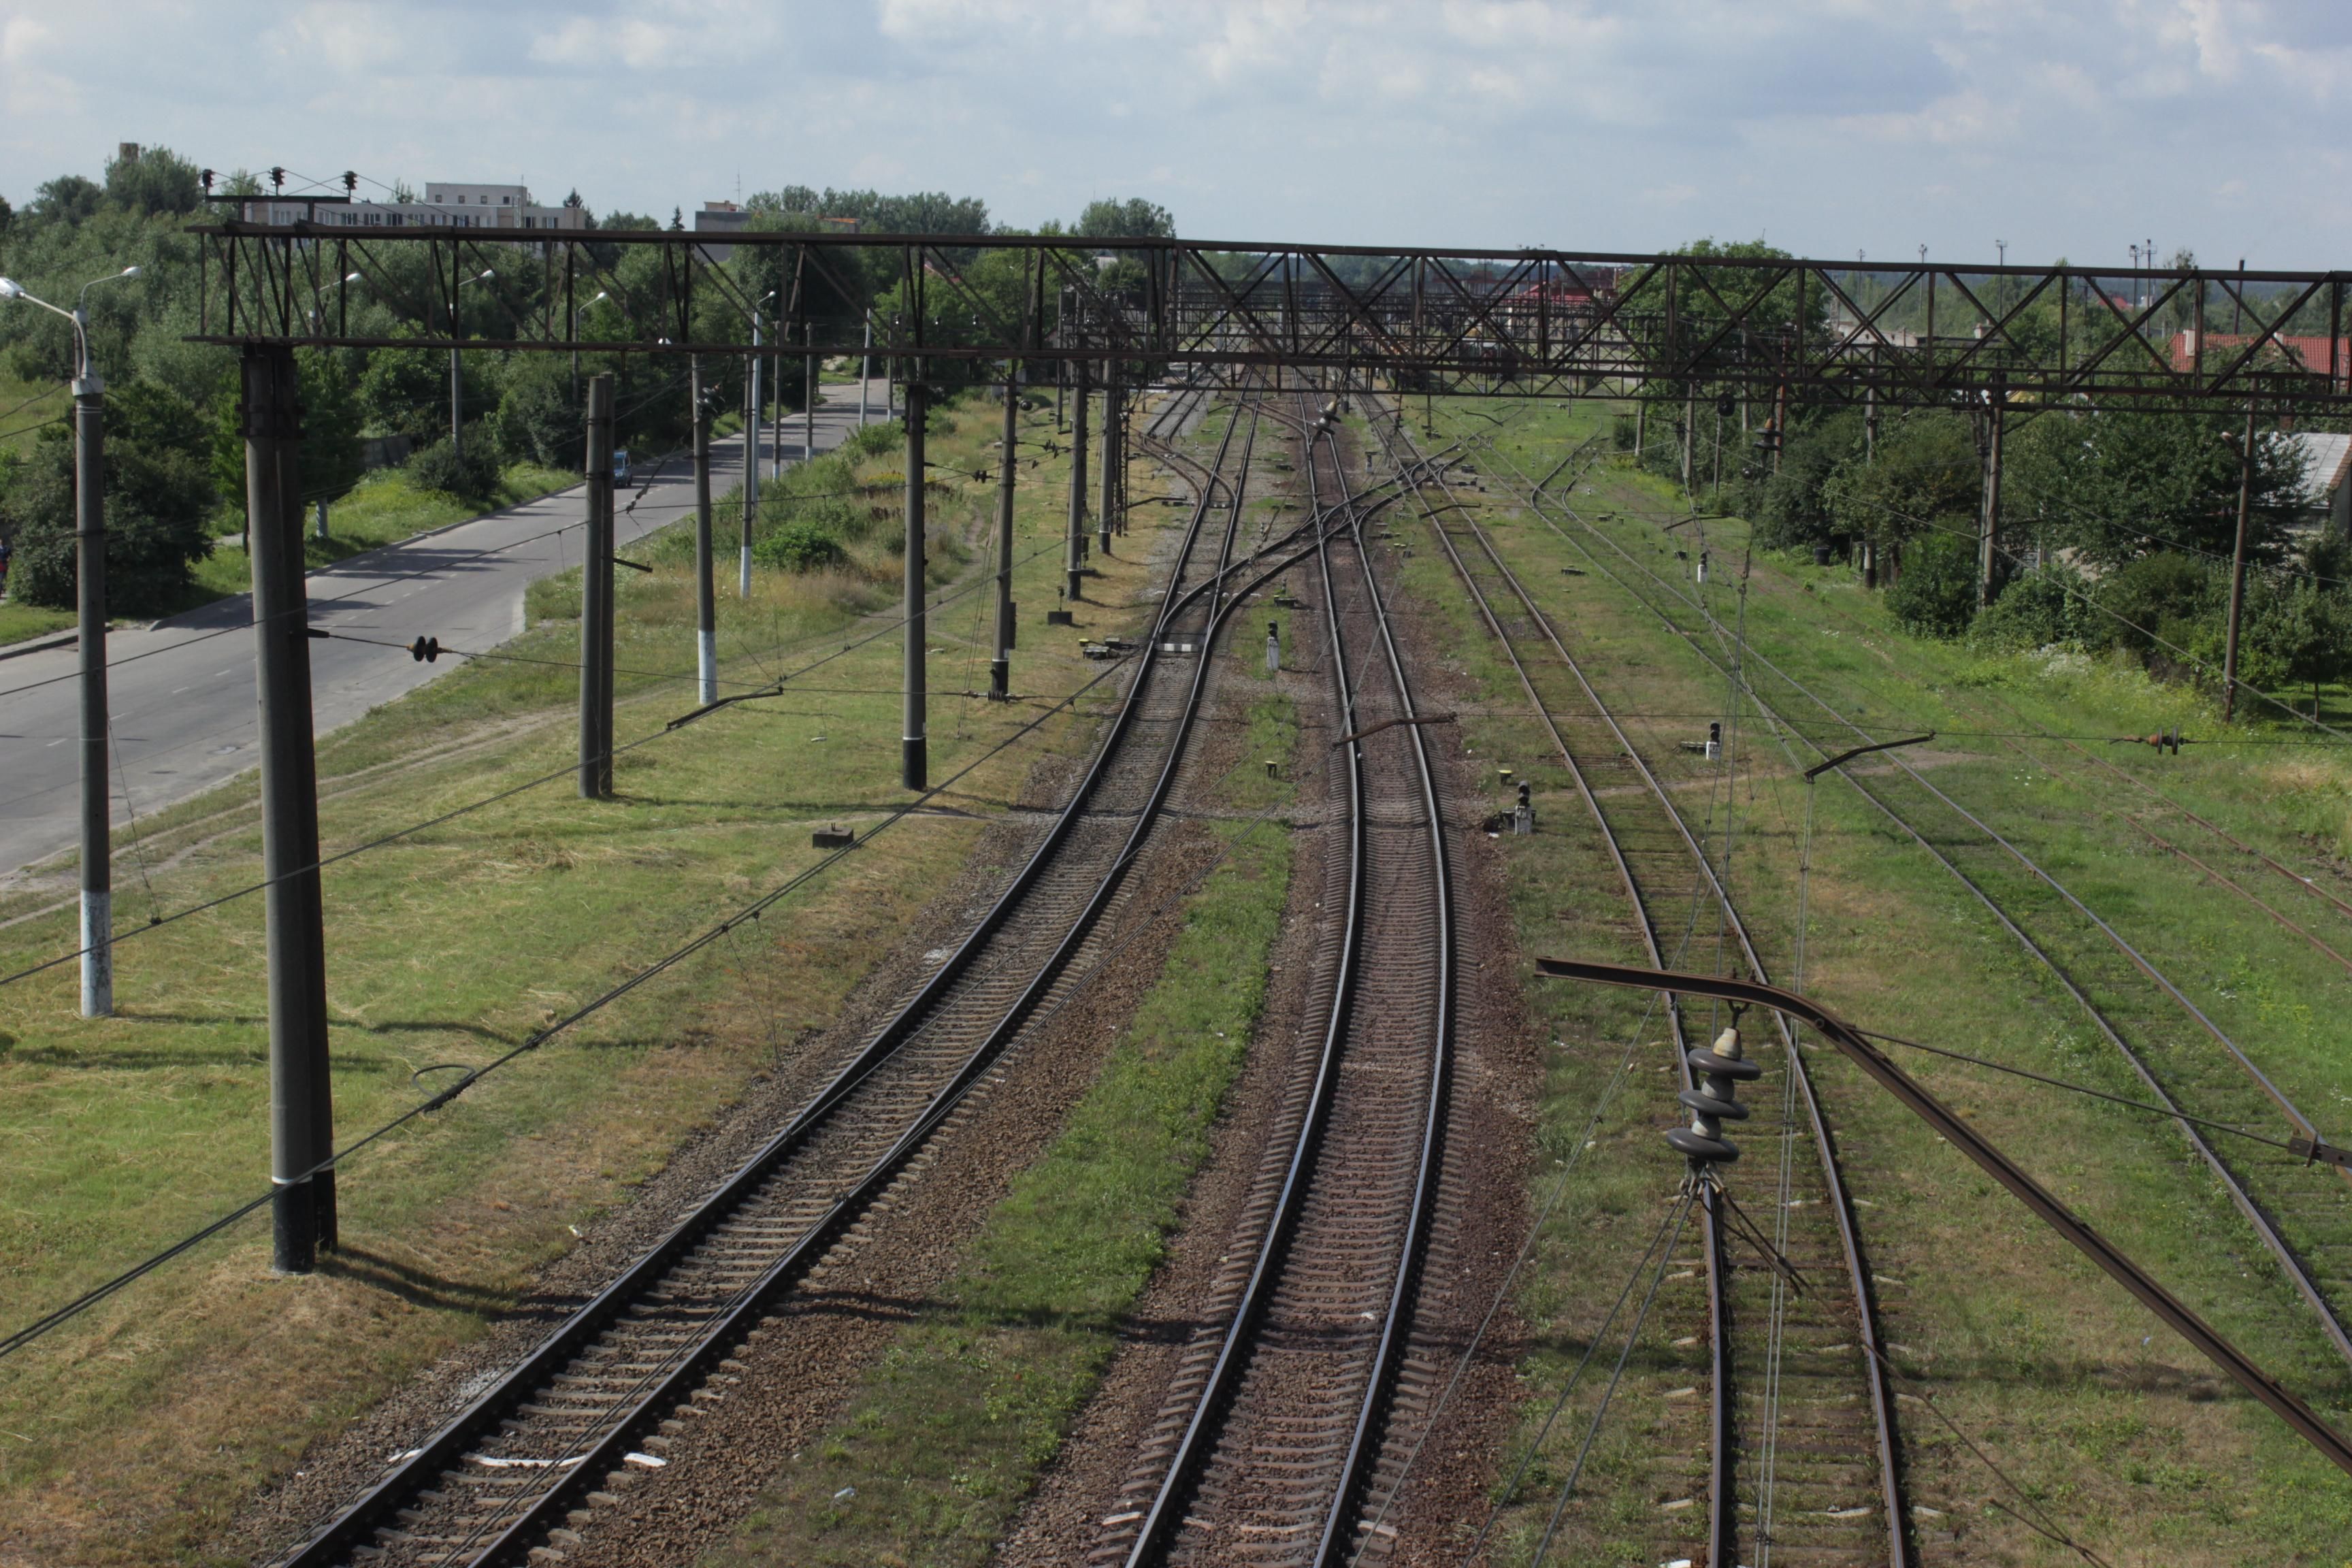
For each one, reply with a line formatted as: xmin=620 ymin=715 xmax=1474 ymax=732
xmin=194 ymin=224 xmax=2352 ymax=412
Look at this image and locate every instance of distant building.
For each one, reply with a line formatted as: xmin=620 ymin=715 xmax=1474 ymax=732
xmin=693 ymin=201 xmax=751 ymax=261
xmin=238 ymin=182 xmax=587 ymax=232
xmin=2287 ymin=431 xmax=2352 ymax=534
xmin=2170 ymin=330 xmax=2351 ymax=389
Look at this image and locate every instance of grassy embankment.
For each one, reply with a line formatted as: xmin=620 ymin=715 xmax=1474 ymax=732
xmin=0 ymin=391 xmax=1163 ymax=1565
xmin=706 ymin=402 xmax=1303 ymax=1567
xmin=186 ymin=460 xmax=580 ymax=603
xmin=1392 ymin=395 xmax=2352 ymax=1564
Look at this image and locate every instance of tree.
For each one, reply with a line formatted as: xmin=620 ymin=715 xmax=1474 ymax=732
xmin=1820 ymin=410 xmax=1979 ymax=564
xmin=103 ymin=146 xmax=203 ymax=217
xmin=2010 ymin=408 xmax=2302 ymax=568
xmin=1884 ymin=528 xmax=1979 ymax=637
xmin=4 ymin=381 xmax=215 ymax=614
xmin=30 ymin=175 xmax=103 ymax=225
xmin=1076 ymin=198 xmax=1175 ymax=239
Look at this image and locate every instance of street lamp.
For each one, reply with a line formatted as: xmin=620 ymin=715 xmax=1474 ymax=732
xmin=570 ymin=289 xmax=608 ymax=405
xmin=0 ymin=264 xmax=140 ymax=1017
xmin=451 ymin=267 xmax=494 ymax=459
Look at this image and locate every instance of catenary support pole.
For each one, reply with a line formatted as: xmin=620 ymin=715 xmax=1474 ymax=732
xmin=244 ymin=342 xmax=333 ymax=1273
xmin=1978 ymin=393 xmax=2005 ymax=609
xmin=580 ymin=374 xmax=615 ymax=798
xmin=859 ymin=316 xmax=871 ymax=430
xmin=743 ymin=322 xmax=760 ymax=596
xmin=993 ymin=378 xmax=1018 ymax=698
xmin=691 ymin=358 xmax=717 ymax=704
xmin=2224 ymin=402 xmax=2258 ymax=723
xmin=448 ymin=347 xmax=463 ymax=459
xmin=72 ymin=351 xmax=110 ymax=1017
xmin=1067 ymin=359 xmax=1090 ymax=601
xmin=1098 ymin=369 xmax=1118 ymax=556
xmin=804 ymin=333 xmax=817 ymax=465
xmin=902 ymin=380 xmax=928 ymax=790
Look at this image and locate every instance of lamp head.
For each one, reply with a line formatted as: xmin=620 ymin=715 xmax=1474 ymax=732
xmin=0 ymin=278 xmax=22 ymax=301
xmin=119 ymin=265 xmax=140 ymax=279
xmin=345 ymin=271 xmax=363 ymax=282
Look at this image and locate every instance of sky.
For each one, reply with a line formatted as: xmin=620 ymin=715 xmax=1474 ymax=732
xmin=5 ymin=1 xmax=2352 ymax=270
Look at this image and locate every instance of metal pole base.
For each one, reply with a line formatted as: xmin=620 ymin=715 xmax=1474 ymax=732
xmin=272 ymin=1179 xmax=318 ymax=1275
xmin=314 ymin=1168 xmax=338 ymax=1253
xmin=1097 ymin=529 xmax=1113 ymax=556
xmin=739 ymin=545 xmax=753 ymax=599
xmin=990 ymin=658 xmax=1009 ymax=699
xmin=902 ymin=737 xmax=927 ymax=792
xmin=1067 ymin=570 xmax=1084 ymax=602
xmin=698 ymin=630 xmax=719 ymax=706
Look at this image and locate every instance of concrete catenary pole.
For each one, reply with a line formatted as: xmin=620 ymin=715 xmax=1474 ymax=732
xmin=860 ymin=314 xmax=872 ymax=431
xmin=691 ymin=358 xmax=717 ymax=704
xmin=903 ymin=380 xmax=929 ymax=789
xmin=2223 ymin=402 xmax=2259 ymax=723
xmin=1098 ymin=370 xmax=1119 ymax=556
xmin=244 ymin=342 xmax=335 ymax=1273
xmin=581 ymin=374 xmax=616 ymax=797
xmin=1067 ymin=359 xmax=1090 ymax=602
xmin=71 ymin=341 xmax=110 ymax=1017
xmin=1977 ymin=393 xmax=2005 ymax=610
xmin=993 ymin=377 xmax=1019 ymax=698
xmin=805 ymin=325 xmax=817 ymax=466
xmin=743 ymin=318 xmax=761 ymax=597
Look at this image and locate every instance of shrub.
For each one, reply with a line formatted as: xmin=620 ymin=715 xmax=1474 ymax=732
xmin=406 ymin=434 xmax=502 ymax=503
xmin=1885 ymin=529 xmax=1979 ymax=638
xmin=1969 ymin=564 xmax=2100 ymax=651
xmin=755 ymin=519 xmax=847 ymax=572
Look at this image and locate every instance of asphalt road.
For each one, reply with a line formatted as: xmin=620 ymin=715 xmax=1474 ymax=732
xmin=0 ymin=381 xmax=887 ymax=885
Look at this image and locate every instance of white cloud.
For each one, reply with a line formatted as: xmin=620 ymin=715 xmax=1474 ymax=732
xmin=5 ymin=0 xmax=2352 ymax=264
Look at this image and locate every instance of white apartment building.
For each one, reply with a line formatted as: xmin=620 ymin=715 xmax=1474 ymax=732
xmin=240 ymin=182 xmax=587 ymax=231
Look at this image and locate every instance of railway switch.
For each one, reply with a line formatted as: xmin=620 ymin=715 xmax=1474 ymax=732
xmin=1668 ymin=1019 xmax=1761 ymax=1166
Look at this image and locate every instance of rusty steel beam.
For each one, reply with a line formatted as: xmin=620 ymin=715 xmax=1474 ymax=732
xmin=191 ymin=226 xmax=2352 ymax=412
xmin=1535 ymin=954 xmax=2352 ymax=1481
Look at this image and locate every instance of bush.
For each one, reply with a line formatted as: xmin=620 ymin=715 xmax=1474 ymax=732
xmin=2095 ymin=551 xmax=2213 ymax=655
xmin=1885 ymin=529 xmax=1980 ymax=638
xmin=1969 ymin=565 xmax=2100 ymax=651
xmin=754 ymin=519 xmax=847 ymax=572
xmin=406 ymin=434 xmax=502 ymax=503
xmin=3 ymin=385 xmax=215 ymax=615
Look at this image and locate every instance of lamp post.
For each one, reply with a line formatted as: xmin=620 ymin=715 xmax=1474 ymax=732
xmin=570 ymin=289 xmax=607 ymax=408
xmin=451 ymin=267 xmax=494 ymax=459
xmin=0 ymin=265 xmax=140 ymax=1017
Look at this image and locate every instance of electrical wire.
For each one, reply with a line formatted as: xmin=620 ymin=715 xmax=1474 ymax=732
xmin=0 ymin=653 xmax=1128 ymax=1364
xmin=0 ymin=532 xmax=1071 ymax=994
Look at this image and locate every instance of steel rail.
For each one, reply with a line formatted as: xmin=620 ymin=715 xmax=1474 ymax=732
xmin=1122 ymin=403 xmax=1454 ymax=1567
xmin=1536 ymin=958 xmax=2352 ymax=1482
xmin=1368 ymin=406 xmax=1906 ymax=1567
xmin=1468 ymin=435 xmax=2352 ymax=1374
xmin=1310 ymin=418 xmax=1455 ymax=1568
xmin=277 ymin=393 xmax=1276 ymax=1568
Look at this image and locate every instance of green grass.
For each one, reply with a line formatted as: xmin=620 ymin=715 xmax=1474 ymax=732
xmin=710 ymin=706 xmax=1297 ymax=1567
xmin=1394 ymin=395 xmax=2352 ymax=1564
xmin=0 ymin=393 xmax=1162 ymax=1565
xmin=0 ymin=600 xmax=75 ymax=647
xmin=704 ymin=421 xmax=1304 ymax=1566
xmin=186 ymin=461 xmax=578 ymax=605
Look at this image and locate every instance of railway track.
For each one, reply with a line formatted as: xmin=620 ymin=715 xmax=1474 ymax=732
xmin=1369 ymin=406 xmax=1907 ymax=1568
xmin=1452 ymin=427 xmax=2352 ymax=1386
xmin=1093 ymin=399 xmax=1458 ymax=1568
xmin=271 ymin=391 xmax=1295 ymax=1568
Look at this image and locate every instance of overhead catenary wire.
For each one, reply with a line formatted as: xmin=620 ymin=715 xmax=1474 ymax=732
xmin=0 ymin=534 xmax=1072 ymax=994
xmin=0 ymin=651 xmax=1130 ymax=1365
